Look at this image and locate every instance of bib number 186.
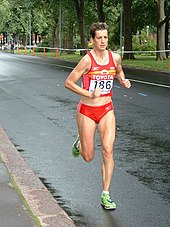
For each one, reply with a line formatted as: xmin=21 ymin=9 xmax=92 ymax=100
xmin=89 ymin=80 xmax=113 ymax=94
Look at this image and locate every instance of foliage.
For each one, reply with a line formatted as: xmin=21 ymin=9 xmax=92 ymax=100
xmin=36 ymin=38 xmax=52 ymax=52
xmin=133 ymin=40 xmax=156 ymax=56
xmin=132 ymin=31 xmax=156 ymax=55
xmin=0 ymin=0 xmax=169 ymax=60
xmin=132 ymin=0 xmax=157 ymax=32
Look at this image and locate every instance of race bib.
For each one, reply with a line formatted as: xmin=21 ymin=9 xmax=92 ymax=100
xmin=89 ymin=79 xmax=113 ymax=94
xmin=89 ymin=70 xmax=114 ymax=94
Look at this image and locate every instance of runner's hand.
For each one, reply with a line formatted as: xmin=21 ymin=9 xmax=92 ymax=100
xmin=91 ymin=87 xmax=101 ymax=98
xmin=121 ymin=79 xmax=131 ymax=88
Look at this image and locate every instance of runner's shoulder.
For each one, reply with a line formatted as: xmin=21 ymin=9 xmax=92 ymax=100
xmin=77 ymin=53 xmax=91 ymax=72
xmin=110 ymin=51 xmax=121 ymax=65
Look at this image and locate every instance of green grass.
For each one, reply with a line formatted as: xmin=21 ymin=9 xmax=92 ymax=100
xmin=59 ymin=52 xmax=83 ymax=62
xmin=122 ymin=55 xmax=170 ymax=72
xmin=13 ymin=49 xmax=170 ymax=73
xmin=58 ymin=53 xmax=169 ymax=73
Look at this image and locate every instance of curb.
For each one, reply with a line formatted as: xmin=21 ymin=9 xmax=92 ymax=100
xmin=0 ymin=127 xmax=76 ymax=227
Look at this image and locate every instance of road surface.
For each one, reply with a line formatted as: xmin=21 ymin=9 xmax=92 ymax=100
xmin=0 ymin=52 xmax=169 ymax=227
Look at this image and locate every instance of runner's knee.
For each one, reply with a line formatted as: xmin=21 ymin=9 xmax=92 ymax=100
xmin=82 ymin=149 xmax=94 ymax=162
xmin=83 ymin=155 xmax=94 ymax=162
xmin=102 ymin=146 xmax=113 ymax=160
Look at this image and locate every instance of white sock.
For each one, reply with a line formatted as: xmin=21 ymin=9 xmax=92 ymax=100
xmin=103 ymin=191 xmax=109 ymax=195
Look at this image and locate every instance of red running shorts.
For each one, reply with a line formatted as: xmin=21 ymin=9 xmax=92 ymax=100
xmin=77 ymin=101 xmax=114 ymax=123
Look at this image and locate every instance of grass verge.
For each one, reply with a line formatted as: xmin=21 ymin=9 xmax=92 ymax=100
xmin=122 ymin=55 xmax=170 ymax=72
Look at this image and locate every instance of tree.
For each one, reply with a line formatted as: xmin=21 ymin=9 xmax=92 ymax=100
xmin=1 ymin=0 xmax=168 ymax=56
xmin=156 ymin=0 xmax=170 ymax=60
xmin=123 ymin=0 xmax=135 ymax=59
xmin=33 ymin=0 xmax=60 ymax=47
xmin=72 ymin=0 xmax=86 ymax=53
xmin=165 ymin=17 xmax=169 ymax=58
xmin=96 ymin=0 xmax=105 ymax=22
xmin=61 ymin=1 xmax=76 ymax=51
xmin=132 ymin=0 xmax=157 ymax=32
xmin=157 ymin=0 xmax=166 ymax=60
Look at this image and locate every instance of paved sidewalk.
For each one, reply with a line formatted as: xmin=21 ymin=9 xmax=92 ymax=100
xmin=0 ymin=127 xmax=76 ymax=227
xmin=0 ymin=161 xmax=36 ymax=227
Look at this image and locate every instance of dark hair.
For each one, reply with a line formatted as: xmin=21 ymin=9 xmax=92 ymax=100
xmin=90 ymin=22 xmax=109 ymax=38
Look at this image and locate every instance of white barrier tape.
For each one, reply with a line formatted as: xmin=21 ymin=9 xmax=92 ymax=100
xmin=24 ymin=46 xmax=87 ymax=51
xmin=14 ymin=46 xmax=170 ymax=54
xmin=117 ymin=50 xmax=170 ymax=53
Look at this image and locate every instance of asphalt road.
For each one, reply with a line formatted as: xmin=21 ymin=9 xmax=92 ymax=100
xmin=0 ymin=52 xmax=169 ymax=227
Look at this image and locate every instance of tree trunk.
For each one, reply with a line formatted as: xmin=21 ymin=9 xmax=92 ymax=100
xmin=156 ymin=0 xmax=167 ymax=60
xmin=73 ymin=0 xmax=86 ymax=55
xmin=52 ymin=20 xmax=58 ymax=48
xmin=96 ymin=0 xmax=105 ymax=22
xmin=123 ymin=0 xmax=135 ymax=59
xmin=23 ymin=32 xmax=27 ymax=46
xmin=66 ymin=22 xmax=74 ymax=54
xmin=165 ymin=18 xmax=169 ymax=58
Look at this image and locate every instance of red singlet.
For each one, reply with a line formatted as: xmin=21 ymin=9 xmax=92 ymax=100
xmin=82 ymin=51 xmax=116 ymax=97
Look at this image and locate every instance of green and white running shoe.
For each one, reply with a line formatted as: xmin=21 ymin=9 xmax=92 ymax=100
xmin=101 ymin=193 xmax=116 ymax=210
xmin=72 ymin=135 xmax=80 ymax=158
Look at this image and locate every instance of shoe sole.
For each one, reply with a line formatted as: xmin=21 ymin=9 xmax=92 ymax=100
xmin=101 ymin=204 xmax=116 ymax=210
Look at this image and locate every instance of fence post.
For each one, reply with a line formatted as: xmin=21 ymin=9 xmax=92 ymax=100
xmin=56 ymin=48 xmax=58 ymax=59
xmin=24 ymin=46 xmax=27 ymax=54
xmin=33 ymin=47 xmax=36 ymax=56
xmin=44 ymin=48 xmax=46 ymax=57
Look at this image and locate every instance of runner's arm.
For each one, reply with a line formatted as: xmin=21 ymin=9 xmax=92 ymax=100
xmin=65 ymin=55 xmax=101 ymax=98
xmin=114 ymin=53 xmax=131 ymax=89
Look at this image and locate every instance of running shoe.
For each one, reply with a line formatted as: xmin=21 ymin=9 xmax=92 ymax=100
xmin=72 ymin=135 xmax=80 ymax=157
xmin=101 ymin=193 xmax=116 ymax=210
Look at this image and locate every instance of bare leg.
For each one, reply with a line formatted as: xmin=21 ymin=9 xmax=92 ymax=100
xmin=76 ymin=111 xmax=97 ymax=162
xmin=98 ymin=110 xmax=115 ymax=191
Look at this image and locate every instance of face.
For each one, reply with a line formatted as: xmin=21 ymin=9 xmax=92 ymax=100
xmin=91 ymin=30 xmax=108 ymax=50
